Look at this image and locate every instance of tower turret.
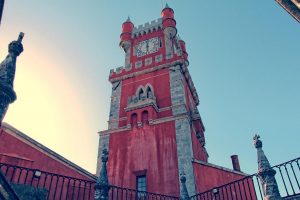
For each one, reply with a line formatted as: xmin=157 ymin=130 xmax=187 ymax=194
xmin=120 ymin=17 xmax=134 ymax=52
xmin=177 ymin=35 xmax=189 ymax=65
xmin=161 ymin=3 xmax=177 ymax=58
xmin=120 ymin=17 xmax=134 ymax=68
xmin=161 ymin=3 xmax=177 ymax=38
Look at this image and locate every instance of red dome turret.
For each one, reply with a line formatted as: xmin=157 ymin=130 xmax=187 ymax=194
xmin=161 ymin=3 xmax=177 ymax=39
xmin=120 ymin=17 xmax=134 ymax=52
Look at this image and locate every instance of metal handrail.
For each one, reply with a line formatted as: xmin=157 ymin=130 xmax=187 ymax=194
xmin=191 ymin=156 xmax=300 ymax=200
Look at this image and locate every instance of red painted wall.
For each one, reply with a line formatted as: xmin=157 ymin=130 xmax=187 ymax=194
xmin=108 ymin=121 xmax=180 ymax=197
xmin=191 ymin=128 xmax=207 ymax=162
xmin=0 ymin=127 xmax=93 ymax=181
xmin=193 ymin=162 xmax=245 ymax=193
xmin=120 ymin=68 xmax=172 ymax=121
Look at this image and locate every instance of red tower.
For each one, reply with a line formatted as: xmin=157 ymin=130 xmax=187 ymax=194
xmin=97 ymin=4 xmax=245 ymax=197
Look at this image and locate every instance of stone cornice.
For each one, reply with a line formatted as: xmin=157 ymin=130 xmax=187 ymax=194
xmin=109 ymin=60 xmax=183 ymax=83
xmin=192 ymin=159 xmax=249 ymax=176
xmin=109 ymin=58 xmax=200 ymax=106
xmin=99 ymin=112 xmax=191 ymax=136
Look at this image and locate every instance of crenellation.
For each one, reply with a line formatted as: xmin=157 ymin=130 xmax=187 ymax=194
xmin=109 ymin=69 xmax=115 ymax=75
xmin=145 ymin=57 xmax=152 ymax=66
xmin=132 ymin=18 xmax=162 ymax=37
xmin=116 ymin=66 xmax=124 ymax=74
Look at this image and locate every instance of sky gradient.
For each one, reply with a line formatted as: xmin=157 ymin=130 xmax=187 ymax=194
xmin=0 ymin=1 xmax=299 ymax=174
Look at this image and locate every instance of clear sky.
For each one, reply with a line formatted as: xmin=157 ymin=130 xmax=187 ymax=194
xmin=0 ymin=1 xmax=299 ymax=175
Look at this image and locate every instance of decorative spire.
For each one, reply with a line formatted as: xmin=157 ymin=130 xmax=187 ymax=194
xmin=177 ymin=34 xmax=182 ymax=41
xmin=253 ymin=134 xmax=282 ymax=200
xmin=126 ymin=16 xmax=131 ymax=22
xmin=94 ymin=148 xmax=110 ymax=200
xmin=0 ymin=32 xmax=24 ymax=124
xmin=165 ymin=3 xmax=170 ymax=8
xmin=179 ymin=172 xmax=190 ymax=200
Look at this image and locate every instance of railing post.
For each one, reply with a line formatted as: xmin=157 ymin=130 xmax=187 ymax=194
xmin=94 ymin=148 xmax=110 ymax=200
xmin=180 ymin=172 xmax=190 ymax=200
xmin=0 ymin=32 xmax=24 ymax=124
xmin=253 ymin=134 xmax=282 ymax=200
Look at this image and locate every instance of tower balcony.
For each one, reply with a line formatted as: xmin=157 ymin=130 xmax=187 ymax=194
xmin=125 ymin=93 xmax=158 ymax=112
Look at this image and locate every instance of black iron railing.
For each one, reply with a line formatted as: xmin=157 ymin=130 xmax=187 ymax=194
xmin=0 ymin=162 xmax=96 ymax=200
xmin=1 ymin=156 xmax=299 ymax=199
xmin=191 ymin=157 xmax=300 ymax=200
xmin=0 ymin=162 xmax=179 ymax=200
xmin=109 ymin=185 xmax=179 ymax=200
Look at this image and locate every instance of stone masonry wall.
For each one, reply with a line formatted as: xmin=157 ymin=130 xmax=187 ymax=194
xmin=169 ymin=65 xmax=187 ymax=115
xmin=169 ymin=64 xmax=196 ymax=196
xmin=108 ymin=80 xmax=122 ymax=129
xmin=97 ymin=80 xmax=122 ymax=175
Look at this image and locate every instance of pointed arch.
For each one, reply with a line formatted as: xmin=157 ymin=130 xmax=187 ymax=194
xmin=145 ymin=84 xmax=154 ymax=98
xmin=136 ymin=85 xmax=146 ymax=100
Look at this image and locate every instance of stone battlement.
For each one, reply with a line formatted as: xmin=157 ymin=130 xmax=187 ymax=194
xmin=132 ymin=18 xmax=162 ymax=37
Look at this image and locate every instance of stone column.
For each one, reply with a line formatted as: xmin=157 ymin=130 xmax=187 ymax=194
xmin=253 ymin=134 xmax=282 ymax=200
xmin=0 ymin=32 xmax=24 ymax=124
xmin=94 ymin=148 xmax=110 ymax=200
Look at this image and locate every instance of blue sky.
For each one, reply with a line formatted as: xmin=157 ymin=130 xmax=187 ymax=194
xmin=0 ymin=1 xmax=299 ymax=174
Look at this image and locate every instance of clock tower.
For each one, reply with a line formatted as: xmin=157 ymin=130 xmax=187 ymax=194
xmin=98 ymin=4 xmax=210 ymax=197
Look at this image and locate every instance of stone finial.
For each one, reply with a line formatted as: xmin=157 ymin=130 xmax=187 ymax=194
xmin=0 ymin=32 xmax=24 ymax=123
xmin=8 ymin=32 xmax=24 ymax=56
xmin=253 ymin=134 xmax=262 ymax=148
xmin=126 ymin=16 xmax=131 ymax=22
xmin=177 ymin=34 xmax=182 ymax=41
xmin=180 ymin=172 xmax=190 ymax=200
xmin=94 ymin=148 xmax=110 ymax=200
xmin=253 ymin=135 xmax=282 ymax=200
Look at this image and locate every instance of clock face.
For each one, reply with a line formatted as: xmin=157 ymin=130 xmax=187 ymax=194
xmin=136 ymin=37 xmax=160 ymax=57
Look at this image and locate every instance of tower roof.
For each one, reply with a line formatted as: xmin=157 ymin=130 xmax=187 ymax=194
xmin=165 ymin=3 xmax=170 ymax=9
xmin=162 ymin=2 xmax=174 ymax=13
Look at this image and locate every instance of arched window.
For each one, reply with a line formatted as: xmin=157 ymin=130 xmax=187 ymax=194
xmin=131 ymin=113 xmax=138 ymax=127
xmin=142 ymin=110 xmax=149 ymax=125
xmin=138 ymin=88 xmax=144 ymax=100
xmin=146 ymin=87 xmax=153 ymax=98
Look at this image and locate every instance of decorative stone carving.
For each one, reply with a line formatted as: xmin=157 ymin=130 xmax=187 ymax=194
xmin=196 ymin=132 xmax=205 ymax=147
xmin=95 ymin=148 xmax=110 ymax=200
xmin=253 ymin=134 xmax=282 ymax=200
xmin=180 ymin=172 xmax=190 ymax=200
xmin=135 ymin=60 xmax=142 ymax=69
xmin=0 ymin=32 xmax=24 ymax=123
xmin=155 ymin=54 xmax=163 ymax=63
xmin=145 ymin=57 xmax=152 ymax=66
